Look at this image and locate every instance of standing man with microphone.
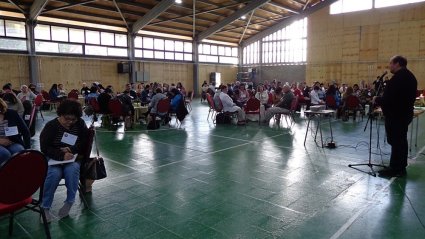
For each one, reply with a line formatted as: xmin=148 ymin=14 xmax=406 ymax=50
xmin=373 ymin=55 xmax=417 ymax=177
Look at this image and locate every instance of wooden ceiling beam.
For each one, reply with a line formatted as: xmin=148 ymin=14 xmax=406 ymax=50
xmin=198 ymin=0 xmax=270 ymax=41
xmin=43 ymin=0 xmax=96 ymax=14
xmin=131 ymin=0 xmax=174 ymax=34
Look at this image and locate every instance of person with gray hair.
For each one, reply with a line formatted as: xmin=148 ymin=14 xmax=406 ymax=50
xmin=17 ymin=85 xmax=36 ymax=102
xmin=263 ymin=84 xmax=294 ymax=123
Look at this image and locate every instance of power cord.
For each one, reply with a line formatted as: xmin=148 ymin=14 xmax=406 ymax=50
xmin=397 ymin=182 xmax=425 ymax=230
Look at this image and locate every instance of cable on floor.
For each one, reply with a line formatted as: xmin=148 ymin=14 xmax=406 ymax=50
xmin=397 ymin=181 xmax=425 ymax=230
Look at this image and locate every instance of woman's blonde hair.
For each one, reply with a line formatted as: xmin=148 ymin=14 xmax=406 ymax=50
xmin=0 ymin=98 xmax=8 ymax=114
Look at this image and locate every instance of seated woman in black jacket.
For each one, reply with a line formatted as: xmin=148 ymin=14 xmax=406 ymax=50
xmin=0 ymin=98 xmax=30 ymax=165
xmin=40 ymin=100 xmax=88 ymax=222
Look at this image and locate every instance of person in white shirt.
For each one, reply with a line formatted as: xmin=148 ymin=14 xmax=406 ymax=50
xmin=219 ymin=85 xmax=246 ymax=125
xmin=310 ymin=86 xmax=324 ymax=105
xmin=255 ymin=84 xmax=269 ymax=105
xmin=17 ymin=85 xmax=36 ymax=102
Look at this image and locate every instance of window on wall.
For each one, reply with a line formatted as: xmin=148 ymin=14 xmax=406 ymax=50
xmin=330 ymin=0 xmax=424 ymax=14
xmin=34 ymin=24 xmax=128 ymax=57
xmin=261 ymin=17 xmax=307 ymax=65
xmin=198 ymin=43 xmax=238 ymax=64
xmin=375 ymin=0 xmax=425 ymax=8
xmin=0 ymin=19 xmax=27 ymax=51
xmin=330 ymin=0 xmax=372 ymax=14
xmin=134 ymin=36 xmax=192 ymax=61
xmin=243 ymin=41 xmax=260 ymax=66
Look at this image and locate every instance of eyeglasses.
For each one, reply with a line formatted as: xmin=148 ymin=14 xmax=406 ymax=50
xmin=63 ymin=116 xmax=78 ymax=122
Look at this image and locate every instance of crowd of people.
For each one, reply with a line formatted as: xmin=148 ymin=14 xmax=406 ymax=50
xmin=0 ymin=55 xmax=419 ymax=223
xmin=202 ymin=78 xmax=379 ymax=124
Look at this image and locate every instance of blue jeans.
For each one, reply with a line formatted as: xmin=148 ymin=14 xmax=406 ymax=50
xmin=0 ymin=143 xmax=25 ymax=166
xmin=42 ymin=161 xmax=80 ymax=209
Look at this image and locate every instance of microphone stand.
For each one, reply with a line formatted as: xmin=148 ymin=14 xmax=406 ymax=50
xmin=348 ymin=77 xmax=387 ymax=176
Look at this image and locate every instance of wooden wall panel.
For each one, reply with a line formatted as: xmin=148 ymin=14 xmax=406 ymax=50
xmin=307 ymin=2 xmax=425 ymax=88
xmin=359 ymin=25 xmax=379 ymax=60
xmin=135 ymin=61 xmax=193 ymax=92
xmin=38 ymin=57 xmax=128 ymax=92
xmin=0 ymin=54 xmax=29 ymax=90
xmin=342 ymin=27 xmax=360 ymax=61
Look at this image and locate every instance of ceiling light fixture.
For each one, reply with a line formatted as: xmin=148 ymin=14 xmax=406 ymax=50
xmin=175 ymin=0 xmax=182 ymax=4
xmin=241 ymin=15 xmax=246 ymax=20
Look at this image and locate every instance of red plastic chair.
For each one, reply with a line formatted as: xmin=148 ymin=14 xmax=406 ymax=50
xmin=345 ymin=95 xmax=362 ymax=121
xmin=67 ymin=91 xmax=79 ymax=100
xmin=89 ymin=97 xmax=101 ymax=113
xmin=108 ymin=99 xmax=130 ymax=128
xmin=325 ymin=95 xmax=337 ymax=109
xmin=108 ymin=98 xmax=124 ymax=119
xmin=245 ymin=98 xmax=261 ymax=125
xmin=155 ymin=98 xmax=171 ymax=127
xmin=0 ymin=150 xmax=51 ymax=238
xmin=206 ymin=93 xmax=217 ymax=120
xmin=41 ymin=90 xmax=59 ymax=111
xmin=33 ymin=94 xmax=44 ymax=121
xmin=267 ymin=93 xmax=273 ymax=105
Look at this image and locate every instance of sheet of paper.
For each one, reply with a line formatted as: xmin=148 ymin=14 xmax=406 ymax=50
xmin=5 ymin=126 xmax=19 ymax=136
xmin=48 ymin=154 xmax=78 ymax=166
xmin=61 ymin=132 xmax=77 ymax=146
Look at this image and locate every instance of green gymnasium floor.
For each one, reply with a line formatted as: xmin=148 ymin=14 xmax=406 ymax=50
xmin=2 ymin=101 xmax=425 ymax=239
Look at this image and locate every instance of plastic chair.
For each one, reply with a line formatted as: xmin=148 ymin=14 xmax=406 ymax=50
xmin=185 ymin=91 xmax=194 ymax=112
xmin=206 ymin=93 xmax=217 ymax=121
xmin=41 ymin=90 xmax=60 ymax=111
xmin=344 ymin=95 xmax=363 ymax=121
xmin=155 ymin=98 xmax=171 ymax=127
xmin=0 ymin=150 xmax=51 ymax=238
xmin=67 ymin=91 xmax=79 ymax=100
xmin=108 ymin=98 xmax=126 ymax=128
xmin=245 ymin=98 xmax=261 ymax=125
xmin=325 ymin=95 xmax=337 ymax=110
xmin=33 ymin=94 xmax=44 ymax=121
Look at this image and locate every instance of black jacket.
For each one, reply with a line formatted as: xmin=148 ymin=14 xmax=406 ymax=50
xmin=3 ymin=109 xmax=31 ymax=149
xmin=376 ymin=68 xmax=417 ymax=120
xmin=40 ymin=118 xmax=88 ymax=160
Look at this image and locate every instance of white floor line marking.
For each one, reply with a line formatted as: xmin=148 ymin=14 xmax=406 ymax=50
xmin=103 ymin=158 xmax=140 ymax=171
xmin=239 ymin=192 xmax=305 ymax=215
xmin=330 ymin=177 xmax=396 ymax=239
xmin=209 ymin=132 xmax=288 ymax=143
xmin=157 ymin=142 xmax=253 ymax=168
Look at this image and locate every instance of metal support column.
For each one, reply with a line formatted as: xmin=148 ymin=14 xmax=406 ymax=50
xmin=238 ymin=45 xmax=243 ymax=75
xmin=258 ymin=39 xmax=263 ymax=83
xmin=26 ymin=20 xmax=39 ymax=87
xmin=193 ymin=40 xmax=199 ymax=97
xmin=127 ymin=33 xmax=136 ymax=83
